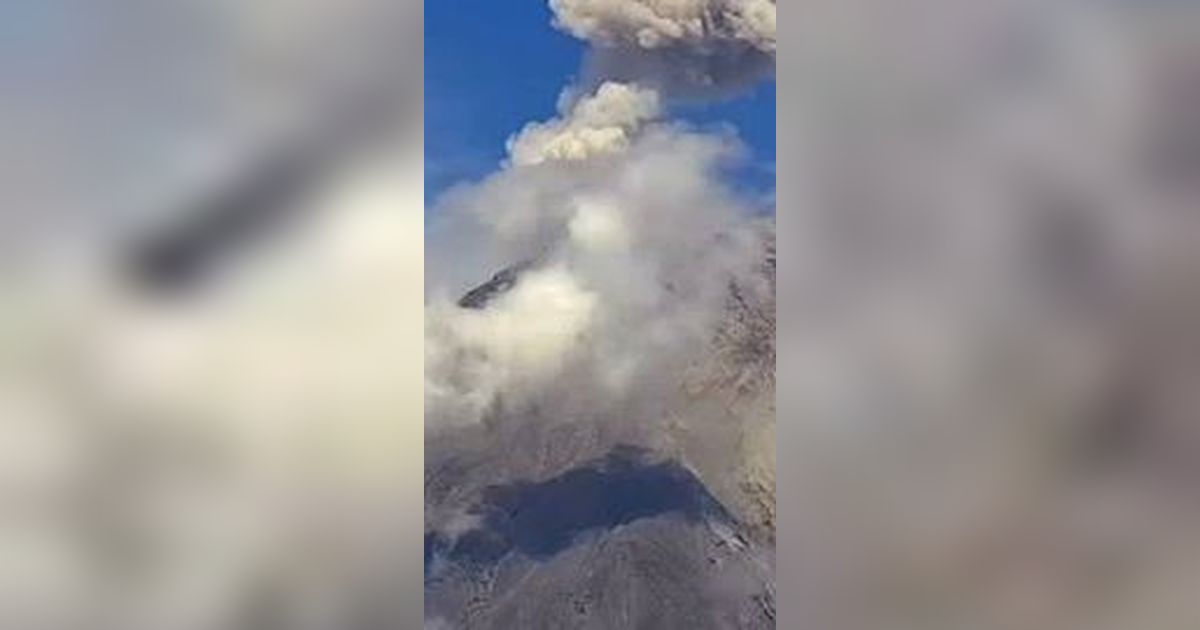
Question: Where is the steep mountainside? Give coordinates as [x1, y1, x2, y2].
[425, 231, 776, 629]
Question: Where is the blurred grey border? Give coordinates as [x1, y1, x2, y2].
[778, 2, 1200, 629]
[0, 1, 425, 628]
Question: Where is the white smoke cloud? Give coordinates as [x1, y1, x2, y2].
[426, 266, 599, 425]
[507, 82, 661, 166]
[568, 197, 633, 252]
[426, 101, 766, 429]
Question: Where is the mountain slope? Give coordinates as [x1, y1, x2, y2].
[425, 230, 775, 628]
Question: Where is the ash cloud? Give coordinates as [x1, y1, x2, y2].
[551, 0, 776, 51]
[426, 99, 767, 429]
[551, 0, 777, 97]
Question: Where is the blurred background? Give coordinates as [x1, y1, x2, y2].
[778, 1, 1200, 629]
[0, 1, 424, 629]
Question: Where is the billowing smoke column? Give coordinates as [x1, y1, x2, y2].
[425, 0, 776, 438]
[426, 85, 768, 431]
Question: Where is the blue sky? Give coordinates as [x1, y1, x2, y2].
[425, 0, 776, 206]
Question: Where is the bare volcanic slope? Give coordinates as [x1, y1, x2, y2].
[425, 233, 775, 629]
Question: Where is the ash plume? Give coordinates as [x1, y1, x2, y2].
[551, 0, 777, 97]
[507, 82, 662, 166]
[426, 90, 767, 430]
[426, 0, 777, 433]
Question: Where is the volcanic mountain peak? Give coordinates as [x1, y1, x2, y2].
[425, 232, 776, 627]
